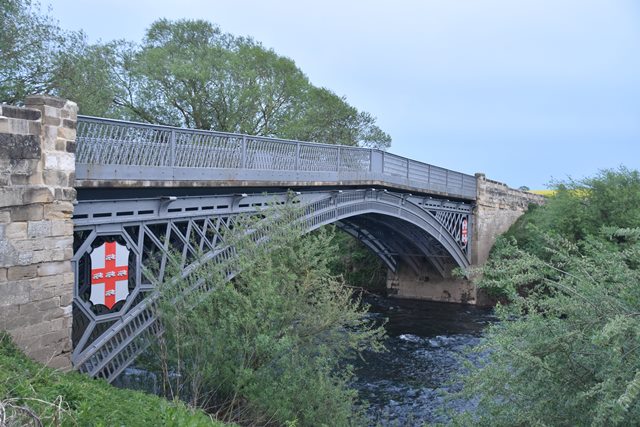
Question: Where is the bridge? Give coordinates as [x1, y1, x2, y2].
[0, 96, 543, 382]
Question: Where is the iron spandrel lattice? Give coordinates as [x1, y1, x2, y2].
[72, 189, 473, 382]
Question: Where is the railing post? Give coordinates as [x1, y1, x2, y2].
[170, 130, 176, 167]
[295, 143, 300, 171]
[241, 135, 247, 169]
[369, 149, 373, 172]
[370, 150, 383, 176]
[337, 146, 342, 172]
[406, 159, 410, 180]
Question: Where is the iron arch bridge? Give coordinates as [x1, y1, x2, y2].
[71, 117, 476, 382]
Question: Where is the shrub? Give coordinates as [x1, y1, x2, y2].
[503, 166, 640, 256]
[450, 168, 640, 425]
[146, 204, 385, 426]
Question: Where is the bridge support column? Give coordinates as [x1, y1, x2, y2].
[386, 261, 477, 304]
[470, 173, 546, 304]
[472, 173, 545, 265]
[0, 96, 77, 369]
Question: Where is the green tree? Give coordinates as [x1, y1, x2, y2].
[0, 0, 72, 103]
[280, 86, 391, 148]
[450, 168, 640, 425]
[2, 8, 392, 148]
[149, 205, 385, 426]
[57, 18, 309, 132]
[52, 39, 135, 118]
[50, 17, 391, 148]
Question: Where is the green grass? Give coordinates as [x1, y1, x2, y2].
[0, 332, 229, 426]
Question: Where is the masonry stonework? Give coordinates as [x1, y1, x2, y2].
[472, 173, 545, 265]
[387, 262, 477, 304]
[0, 96, 77, 369]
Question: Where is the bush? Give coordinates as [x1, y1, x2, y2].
[146, 205, 385, 426]
[450, 168, 640, 425]
[0, 332, 225, 426]
[451, 232, 640, 425]
[503, 166, 640, 256]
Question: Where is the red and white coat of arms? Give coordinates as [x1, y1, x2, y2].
[90, 241, 130, 310]
[461, 218, 468, 246]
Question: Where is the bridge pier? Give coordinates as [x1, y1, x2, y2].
[471, 173, 544, 265]
[386, 261, 476, 304]
[0, 96, 77, 369]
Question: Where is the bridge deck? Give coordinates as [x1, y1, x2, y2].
[75, 116, 477, 200]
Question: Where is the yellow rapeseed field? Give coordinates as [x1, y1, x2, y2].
[528, 189, 591, 198]
[528, 189, 556, 196]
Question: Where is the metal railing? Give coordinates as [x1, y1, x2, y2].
[75, 116, 477, 200]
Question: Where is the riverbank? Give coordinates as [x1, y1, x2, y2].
[0, 332, 228, 426]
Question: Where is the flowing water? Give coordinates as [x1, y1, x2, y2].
[353, 295, 494, 426]
[115, 294, 493, 426]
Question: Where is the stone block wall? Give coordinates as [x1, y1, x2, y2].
[0, 95, 77, 369]
[472, 173, 545, 265]
[387, 262, 477, 304]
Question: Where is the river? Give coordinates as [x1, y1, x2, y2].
[353, 295, 494, 426]
[115, 294, 493, 426]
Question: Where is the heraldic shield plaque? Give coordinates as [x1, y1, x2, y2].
[72, 231, 141, 355]
[89, 241, 130, 310]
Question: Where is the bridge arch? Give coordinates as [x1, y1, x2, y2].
[299, 190, 470, 271]
[335, 214, 452, 278]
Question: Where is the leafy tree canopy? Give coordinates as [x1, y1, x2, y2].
[0, 0, 74, 103]
[1, 2, 391, 148]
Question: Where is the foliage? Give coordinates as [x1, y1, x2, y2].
[51, 39, 135, 119]
[0, 0, 74, 104]
[328, 229, 387, 291]
[279, 86, 392, 148]
[122, 19, 307, 135]
[0, 1, 391, 148]
[98, 18, 391, 148]
[503, 166, 640, 256]
[0, 331, 226, 426]
[450, 168, 640, 425]
[147, 204, 385, 426]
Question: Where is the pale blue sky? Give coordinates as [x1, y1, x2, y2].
[48, 0, 640, 189]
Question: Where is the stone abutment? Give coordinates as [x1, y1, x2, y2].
[0, 96, 77, 369]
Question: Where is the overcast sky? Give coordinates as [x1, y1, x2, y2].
[48, 0, 640, 189]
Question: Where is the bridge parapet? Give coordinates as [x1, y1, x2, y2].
[75, 116, 476, 200]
